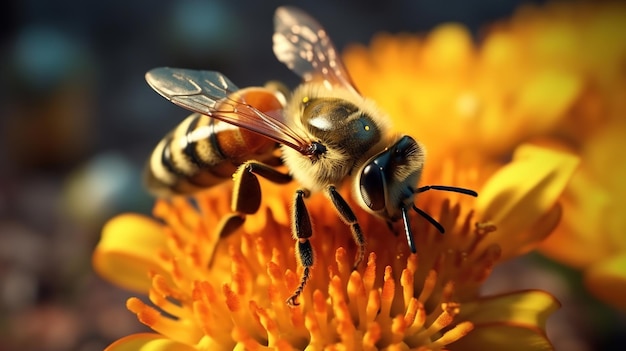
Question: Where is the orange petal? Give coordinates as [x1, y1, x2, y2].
[105, 333, 196, 351]
[476, 144, 579, 260]
[93, 214, 169, 292]
[584, 253, 626, 311]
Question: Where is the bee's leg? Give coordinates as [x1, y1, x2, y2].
[211, 161, 291, 266]
[327, 185, 365, 270]
[287, 188, 313, 307]
[220, 161, 292, 236]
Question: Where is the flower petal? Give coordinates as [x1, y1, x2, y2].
[450, 290, 559, 351]
[105, 333, 196, 351]
[458, 290, 560, 327]
[93, 214, 169, 292]
[476, 144, 579, 260]
[539, 170, 612, 268]
[448, 324, 555, 351]
[513, 70, 582, 134]
[584, 253, 626, 311]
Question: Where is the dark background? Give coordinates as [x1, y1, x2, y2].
[2, 1, 622, 350]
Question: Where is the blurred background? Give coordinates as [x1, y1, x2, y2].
[1, 0, 624, 350]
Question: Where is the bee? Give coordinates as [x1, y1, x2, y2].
[145, 6, 477, 306]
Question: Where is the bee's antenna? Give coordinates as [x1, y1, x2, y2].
[412, 205, 445, 234]
[410, 184, 477, 235]
[400, 206, 417, 253]
[414, 185, 478, 197]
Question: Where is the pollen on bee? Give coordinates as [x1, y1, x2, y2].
[364, 125, 370, 131]
[302, 96, 310, 104]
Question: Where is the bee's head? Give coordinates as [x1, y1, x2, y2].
[357, 135, 477, 253]
[358, 135, 425, 221]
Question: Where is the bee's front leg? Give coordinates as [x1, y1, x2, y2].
[327, 185, 365, 270]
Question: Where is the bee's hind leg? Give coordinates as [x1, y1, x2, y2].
[211, 161, 291, 264]
[222, 161, 291, 231]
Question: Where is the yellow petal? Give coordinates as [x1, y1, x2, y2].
[476, 144, 579, 260]
[584, 253, 626, 311]
[539, 170, 612, 268]
[458, 290, 560, 328]
[93, 214, 169, 293]
[423, 23, 474, 75]
[450, 290, 559, 351]
[105, 333, 196, 351]
[448, 323, 554, 351]
[513, 70, 582, 133]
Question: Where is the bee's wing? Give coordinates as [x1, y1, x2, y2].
[146, 67, 312, 153]
[273, 6, 359, 94]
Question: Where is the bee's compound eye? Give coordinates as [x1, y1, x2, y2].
[359, 163, 386, 212]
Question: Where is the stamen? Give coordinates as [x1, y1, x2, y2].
[406, 300, 426, 332]
[347, 271, 367, 326]
[192, 281, 218, 306]
[335, 247, 352, 283]
[126, 297, 159, 328]
[253, 304, 281, 347]
[424, 310, 455, 338]
[363, 322, 381, 347]
[223, 284, 241, 312]
[255, 236, 272, 269]
[380, 266, 396, 317]
[312, 290, 329, 340]
[230, 248, 251, 297]
[418, 270, 438, 303]
[431, 321, 474, 347]
[126, 297, 202, 345]
[148, 275, 186, 319]
[232, 326, 261, 351]
[441, 281, 455, 302]
[391, 315, 407, 344]
[362, 252, 377, 292]
[336, 301, 357, 348]
[366, 290, 381, 324]
[152, 274, 179, 300]
[400, 268, 414, 309]
[267, 261, 288, 302]
[305, 308, 323, 347]
[403, 298, 419, 326]
[191, 281, 234, 344]
[329, 275, 346, 305]
[154, 200, 194, 243]
[192, 299, 213, 337]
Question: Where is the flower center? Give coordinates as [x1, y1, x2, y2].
[123, 188, 498, 350]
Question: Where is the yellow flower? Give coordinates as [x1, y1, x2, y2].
[94, 139, 577, 350]
[92, 3, 595, 347]
[540, 119, 626, 310]
[343, 1, 626, 310]
[516, 2, 626, 311]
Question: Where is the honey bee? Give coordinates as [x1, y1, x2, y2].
[145, 6, 477, 306]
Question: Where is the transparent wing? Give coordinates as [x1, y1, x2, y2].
[146, 67, 312, 153]
[273, 6, 359, 94]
